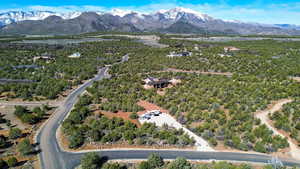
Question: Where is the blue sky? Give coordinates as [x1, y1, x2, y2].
[1, 0, 300, 24]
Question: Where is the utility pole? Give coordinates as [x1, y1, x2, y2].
[268, 156, 283, 169]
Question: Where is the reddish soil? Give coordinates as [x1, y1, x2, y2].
[92, 100, 172, 127]
[137, 100, 169, 116]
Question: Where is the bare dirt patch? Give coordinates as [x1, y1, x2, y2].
[137, 100, 169, 116]
[0, 105, 29, 130]
[291, 77, 300, 82]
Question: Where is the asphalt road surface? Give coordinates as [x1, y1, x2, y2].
[36, 59, 300, 169]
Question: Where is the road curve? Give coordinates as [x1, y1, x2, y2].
[36, 68, 300, 168]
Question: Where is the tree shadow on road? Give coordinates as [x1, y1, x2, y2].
[99, 156, 109, 168]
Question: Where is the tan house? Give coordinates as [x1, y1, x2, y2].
[224, 46, 241, 52]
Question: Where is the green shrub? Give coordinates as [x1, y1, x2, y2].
[81, 152, 101, 169]
[9, 128, 22, 139]
[129, 112, 139, 119]
[17, 138, 33, 156]
[7, 157, 18, 167]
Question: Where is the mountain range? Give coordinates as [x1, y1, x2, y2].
[1, 7, 300, 35]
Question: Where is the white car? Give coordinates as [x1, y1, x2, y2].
[148, 110, 162, 116]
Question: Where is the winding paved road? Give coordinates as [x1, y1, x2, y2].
[36, 57, 300, 169]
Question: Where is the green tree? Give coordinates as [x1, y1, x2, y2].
[33, 106, 46, 119]
[32, 107, 42, 114]
[138, 161, 151, 169]
[81, 152, 101, 169]
[7, 157, 18, 167]
[69, 134, 84, 149]
[102, 162, 126, 169]
[9, 128, 22, 139]
[129, 112, 139, 119]
[21, 113, 38, 124]
[254, 141, 267, 153]
[147, 153, 164, 168]
[14, 106, 28, 117]
[167, 157, 192, 169]
[89, 129, 103, 142]
[17, 138, 33, 156]
[123, 131, 135, 141]
[262, 165, 274, 169]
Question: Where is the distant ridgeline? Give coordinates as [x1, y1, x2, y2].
[1, 8, 300, 35]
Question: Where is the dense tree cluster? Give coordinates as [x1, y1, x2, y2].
[83, 37, 300, 153]
[87, 70, 294, 152]
[87, 75, 150, 113]
[0, 39, 139, 100]
[62, 110, 195, 149]
[62, 94, 194, 149]
[80, 153, 283, 169]
[159, 38, 300, 78]
[14, 105, 47, 124]
[3, 35, 300, 154]
[149, 73, 294, 152]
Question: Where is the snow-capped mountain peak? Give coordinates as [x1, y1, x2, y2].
[60, 11, 82, 19]
[0, 11, 81, 25]
[109, 9, 133, 17]
[157, 7, 211, 21]
[0, 7, 213, 26]
[225, 19, 244, 24]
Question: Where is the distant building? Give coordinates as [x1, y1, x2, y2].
[144, 77, 171, 88]
[68, 52, 81, 58]
[167, 51, 192, 58]
[224, 46, 241, 52]
[33, 52, 55, 62]
[149, 79, 170, 88]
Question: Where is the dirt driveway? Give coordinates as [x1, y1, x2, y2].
[255, 99, 300, 160]
[137, 100, 214, 152]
